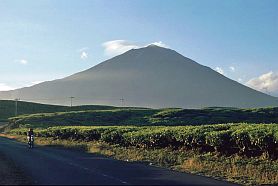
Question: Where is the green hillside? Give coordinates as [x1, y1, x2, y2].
[8, 106, 278, 129]
[150, 107, 278, 125]
[0, 100, 116, 121]
[8, 109, 156, 129]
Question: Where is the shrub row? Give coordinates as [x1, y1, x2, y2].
[10, 124, 278, 158]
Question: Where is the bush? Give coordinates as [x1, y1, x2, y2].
[9, 123, 278, 158]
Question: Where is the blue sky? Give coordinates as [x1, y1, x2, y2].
[0, 0, 278, 95]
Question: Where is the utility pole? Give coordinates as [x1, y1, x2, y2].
[15, 98, 20, 117]
[120, 97, 124, 107]
[69, 97, 75, 107]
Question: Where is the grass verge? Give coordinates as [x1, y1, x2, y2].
[5, 134, 278, 185]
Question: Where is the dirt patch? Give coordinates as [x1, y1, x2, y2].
[0, 152, 32, 185]
[0, 133, 17, 139]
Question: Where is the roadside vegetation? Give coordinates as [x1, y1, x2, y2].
[10, 124, 278, 158]
[3, 103, 278, 185]
[9, 123, 278, 185]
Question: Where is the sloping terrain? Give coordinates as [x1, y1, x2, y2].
[0, 100, 116, 121]
[8, 107, 278, 129]
[0, 45, 277, 108]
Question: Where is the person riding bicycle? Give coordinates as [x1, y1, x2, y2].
[27, 128, 34, 137]
[27, 128, 34, 148]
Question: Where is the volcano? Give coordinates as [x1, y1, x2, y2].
[0, 45, 277, 108]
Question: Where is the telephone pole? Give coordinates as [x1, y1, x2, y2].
[69, 97, 75, 107]
[14, 98, 20, 116]
[120, 97, 124, 107]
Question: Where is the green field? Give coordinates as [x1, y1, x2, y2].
[0, 100, 119, 121]
[7, 105, 278, 129]
[5, 101, 278, 159]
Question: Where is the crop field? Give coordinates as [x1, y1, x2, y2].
[150, 107, 278, 125]
[8, 106, 278, 129]
[7, 114, 278, 185]
[7, 109, 157, 129]
[10, 123, 278, 158]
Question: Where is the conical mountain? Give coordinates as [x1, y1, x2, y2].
[0, 45, 277, 108]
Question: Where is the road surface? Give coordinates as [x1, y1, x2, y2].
[0, 137, 238, 185]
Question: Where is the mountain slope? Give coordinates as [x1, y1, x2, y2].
[0, 100, 117, 121]
[0, 45, 277, 108]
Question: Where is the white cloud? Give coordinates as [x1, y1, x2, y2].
[246, 71, 278, 96]
[0, 83, 14, 91]
[215, 67, 224, 75]
[147, 41, 168, 48]
[80, 51, 88, 60]
[78, 47, 89, 60]
[102, 40, 168, 56]
[0, 81, 45, 91]
[30, 81, 44, 86]
[229, 66, 235, 72]
[15, 59, 28, 65]
[102, 40, 139, 56]
[20, 59, 28, 64]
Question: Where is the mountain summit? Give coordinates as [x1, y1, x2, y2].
[0, 46, 277, 108]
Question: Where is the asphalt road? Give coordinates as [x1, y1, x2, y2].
[0, 137, 238, 185]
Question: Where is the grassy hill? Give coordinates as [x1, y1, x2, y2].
[0, 100, 117, 121]
[8, 109, 156, 129]
[150, 107, 278, 125]
[7, 106, 278, 129]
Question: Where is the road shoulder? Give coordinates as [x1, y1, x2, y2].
[0, 151, 32, 185]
